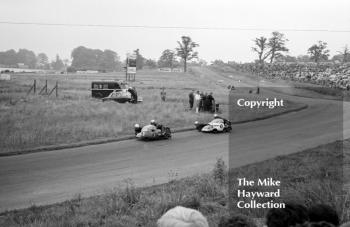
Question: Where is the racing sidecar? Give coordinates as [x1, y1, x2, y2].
[134, 124, 171, 140]
[195, 117, 232, 133]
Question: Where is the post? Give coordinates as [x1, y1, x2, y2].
[39, 80, 48, 95]
[48, 81, 58, 97]
[126, 57, 128, 81]
[27, 79, 37, 95]
[56, 81, 58, 97]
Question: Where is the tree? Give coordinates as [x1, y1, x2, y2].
[267, 31, 289, 63]
[51, 54, 64, 71]
[97, 49, 120, 72]
[251, 36, 270, 65]
[145, 59, 157, 69]
[176, 36, 199, 72]
[134, 49, 145, 70]
[275, 55, 297, 63]
[297, 55, 311, 63]
[307, 41, 330, 63]
[0, 49, 18, 67]
[198, 58, 207, 66]
[71, 46, 97, 70]
[158, 49, 176, 68]
[36, 53, 49, 69]
[211, 59, 225, 65]
[337, 45, 350, 63]
[332, 54, 343, 63]
[63, 59, 70, 67]
[17, 49, 37, 68]
[71, 46, 121, 71]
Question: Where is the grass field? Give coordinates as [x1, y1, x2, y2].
[0, 139, 348, 227]
[0, 68, 303, 153]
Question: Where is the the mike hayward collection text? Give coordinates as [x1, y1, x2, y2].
[236, 177, 286, 209]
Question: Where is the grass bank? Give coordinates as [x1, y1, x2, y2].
[1, 139, 348, 227]
[209, 64, 350, 100]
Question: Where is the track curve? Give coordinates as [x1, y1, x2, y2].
[0, 70, 349, 212]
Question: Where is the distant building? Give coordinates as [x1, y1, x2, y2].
[171, 68, 183, 72]
[158, 68, 183, 72]
[17, 63, 29, 69]
[76, 70, 99, 74]
[0, 74, 11, 80]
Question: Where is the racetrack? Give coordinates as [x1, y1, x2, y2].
[1, 69, 349, 212]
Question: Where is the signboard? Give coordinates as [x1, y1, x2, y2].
[0, 74, 11, 80]
[126, 54, 137, 74]
[127, 67, 136, 74]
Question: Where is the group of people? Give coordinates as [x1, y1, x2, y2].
[189, 90, 216, 113]
[230, 62, 350, 90]
[158, 88, 216, 113]
[157, 202, 349, 227]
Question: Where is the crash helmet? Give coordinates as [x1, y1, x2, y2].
[150, 119, 157, 125]
[194, 121, 199, 125]
[214, 114, 218, 118]
[134, 123, 140, 128]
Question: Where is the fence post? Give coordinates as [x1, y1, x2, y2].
[27, 79, 37, 95]
[39, 80, 48, 95]
[48, 81, 58, 97]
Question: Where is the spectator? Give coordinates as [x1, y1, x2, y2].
[202, 92, 209, 111]
[194, 91, 201, 113]
[128, 87, 138, 103]
[307, 204, 340, 226]
[218, 213, 257, 227]
[189, 90, 194, 109]
[227, 62, 350, 90]
[160, 87, 166, 101]
[157, 206, 209, 227]
[266, 202, 309, 227]
[199, 92, 204, 112]
[207, 92, 215, 112]
[296, 221, 335, 227]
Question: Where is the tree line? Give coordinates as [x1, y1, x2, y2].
[0, 49, 67, 70]
[70, 46, 122, 72]
[68, 36, 199, 72]
[2, 33, 346, 73]
[251, 31, 349, 64]
[0, 36, 199, 73]
[131, 36, 199, 72]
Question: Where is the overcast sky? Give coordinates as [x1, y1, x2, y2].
[0, 0, 349, 63]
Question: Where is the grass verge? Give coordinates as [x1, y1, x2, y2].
[0, 139, 348, 227]
[0, 70, 303, 154]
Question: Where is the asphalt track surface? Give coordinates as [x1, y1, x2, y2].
[1, 70, 349, 212]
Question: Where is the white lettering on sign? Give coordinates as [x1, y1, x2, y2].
[237, 98, 284, 109]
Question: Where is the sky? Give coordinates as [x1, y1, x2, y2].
[0, 0, 349, 63]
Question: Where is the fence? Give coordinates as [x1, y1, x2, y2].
[27, 80, 59, 97]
